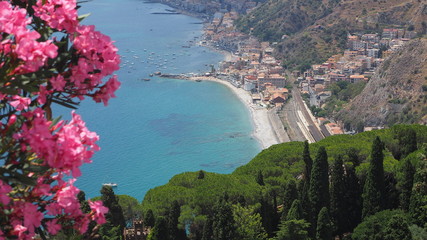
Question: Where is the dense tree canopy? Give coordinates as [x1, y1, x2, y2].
[140, 125, 426, 240]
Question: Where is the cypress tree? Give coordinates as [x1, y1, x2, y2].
[316, 207, 332, 240]
[198, 170, 205, 179]
[287, 200, 304, 221]
[384, 172, 400, 210]
[77, 191, 90, 214]
[397, 127, 417, 159]
[330, 156, 345, 237]
[342, 164, 362, 233]
[309, 146, 330, 225]
[144, 209, 155, 228]
[347, 147, 360, 167]
[300, 141, 313, 225]
[100, 185, 126, 231]
[409, 160, 427, 227]
[362, 136, 385, 219]
[282, 180, 298, 220]
[303, 141, 313, 181]
[168, 200, 181, 240]
[399, 159, 415, 211]
[151, 217, 169, 240]
[212, 196, 236, 240]
[259, 193, 279, 237]
[298, 178, 312, 224]
[256, 170, 265, 186]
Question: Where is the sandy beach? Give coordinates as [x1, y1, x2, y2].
[189, 76, 286, 149]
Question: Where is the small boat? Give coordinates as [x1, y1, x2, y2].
[149, 74, 154, 77]
[103, 183, 118, 187]
[142, 78, 150, 81]
[195, 79, 202, 82]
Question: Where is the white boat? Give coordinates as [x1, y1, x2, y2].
[103, 183, 118, 187]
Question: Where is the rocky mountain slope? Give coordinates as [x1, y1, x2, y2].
[236, 0, 427, 70]
[148, 0, 265, 17]
[235, 0, 340, 41]
[336, 38, 427, 128]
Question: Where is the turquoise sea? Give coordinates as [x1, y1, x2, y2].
[58, 0, 261, 200]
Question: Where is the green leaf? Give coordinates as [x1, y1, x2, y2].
[50, 116, 63, 128]
[78, 13, 91, 22]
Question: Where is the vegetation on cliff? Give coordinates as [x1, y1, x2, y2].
[337, 38, 427, 128]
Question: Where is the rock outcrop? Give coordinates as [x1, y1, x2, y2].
[337, 38, 427, 127]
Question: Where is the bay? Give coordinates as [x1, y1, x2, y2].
[56, 0, 261, 200]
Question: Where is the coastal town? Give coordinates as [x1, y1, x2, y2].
[171, 10, 418, 145]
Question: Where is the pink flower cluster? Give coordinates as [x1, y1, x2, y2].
[0, 180, 11, 205]
[71, 25, 121, 105]
[0, 1, 58, 74]
[0, 178, 108, 239]
[89, 200, 109, 224]
[0, 0, 121, 237]
[1, 0, 121, 105]
[33, 0, 79, 33]
[15, 109, 100, 177]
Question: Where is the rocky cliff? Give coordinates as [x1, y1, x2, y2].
[336, 38, 427, 128]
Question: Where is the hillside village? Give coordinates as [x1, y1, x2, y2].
[299, 28, 417, 109]
[200, 10, 419, 136]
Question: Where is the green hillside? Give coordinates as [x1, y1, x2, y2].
[137, 124, 426, 239]
[143, 125, 426, 210]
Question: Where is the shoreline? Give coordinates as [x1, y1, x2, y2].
[188, 76, 284, 149]
[196, 43, 287, 149]
[147, 1, 286, 149]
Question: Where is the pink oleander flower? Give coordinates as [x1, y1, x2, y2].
[76, 216, 90, 234]
[89, 200, 108, 224]
[32, 177, 52, 197]
[37, 85, 50, 105]
[0, 180, 12, 205]
[46, 219, 61, 235]
[93, 75, 121, 106]
[54, 111, 99, 177]
[12, 225, 28, 240]
[72, 24, 120, 84]
[0, 1, 58, 74]
[10, 95, 31, 111]
[23, 203, 43, 234]
[50, 75, 66, 91]
[15, 109, 99, 177]
[0, 2, 31, 40]
[33, 0, 79, 33]
[56, 180, 81, 214]
[14, 39, 58, 73]
[7, 114, 17, 127]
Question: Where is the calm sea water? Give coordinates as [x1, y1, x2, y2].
[56, 0, 260, 200]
